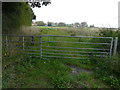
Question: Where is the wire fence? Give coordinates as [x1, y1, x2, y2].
[2, 34, 118, 59]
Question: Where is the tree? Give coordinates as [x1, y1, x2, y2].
[89, 24, 95, 28]
[81, 22, 88, 28]
[58, 22, 66, 26]
[55, 23, 58, 26]
[2, 2, 35, 33]
[74, 22, 80, 28]
[29, 0, 51, 8]
[32, 15, 36, 20]
[36, 21, 46, 26]
[47, 22, 53, 26]
[2, 1, 51, 34]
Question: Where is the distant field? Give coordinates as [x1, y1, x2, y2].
[21, 26, 100, 36]
[38, 26, 100, 36]
[21, 26, 117, 37]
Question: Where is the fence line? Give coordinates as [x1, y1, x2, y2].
[42, 46, 110, 51]
[42, 41, 111, 45]
[42, 49, 109, 54]
[2, 34, 118, 59]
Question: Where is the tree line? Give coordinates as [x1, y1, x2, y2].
[33, 21, 95, 28]
[2, 1, 51, 34]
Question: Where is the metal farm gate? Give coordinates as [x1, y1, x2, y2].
[2, 34, 118, 59]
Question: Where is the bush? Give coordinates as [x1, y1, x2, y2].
[99, 28, 120, 53]
[2, 2, 34, 34]
[91, 28, 120, 88]
[91, 56, 120, 88]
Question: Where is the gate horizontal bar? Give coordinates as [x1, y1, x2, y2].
[27, 52, 40, 55]
[22, 49, 40, 52]
[41, 35, 113, 39]
[42, 55, 90, 59]
[3, 40, 41, 44]
[42, 41, 111, 45]
[17, 46, 40, 49]
[42, 46, 110, 51]
[2, 34, 41, 37]
[42, 52, 107, 57]
[42, 49, 109, 54]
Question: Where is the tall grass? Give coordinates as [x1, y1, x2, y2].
[99, 28, 120, 53]
[3, 26, 119, 88]
[90, 28, 120, 88]
[38, 26, 99, 36]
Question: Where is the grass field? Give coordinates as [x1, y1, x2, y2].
[3, 54, 108, 88]
[2, 26, 119, 88]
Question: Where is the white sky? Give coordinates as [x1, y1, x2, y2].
[32, 0, 119, 28]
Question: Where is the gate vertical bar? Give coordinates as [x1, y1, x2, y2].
[5, 35, 8, 47]
[22, 36, 25, 50]
[48, 36, 50, 46]
[109, 38, 113, 57]
[113, 37, 118, 55]
[31, 36, 34, 45]
[40, 36, 42, 58]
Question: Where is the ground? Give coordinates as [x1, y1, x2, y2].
[3, 26, 118, 88]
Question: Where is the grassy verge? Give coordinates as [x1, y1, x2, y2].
[3, 26, 119, 88]
[3, 55, 108, 88]
[91, 56, 120, 88]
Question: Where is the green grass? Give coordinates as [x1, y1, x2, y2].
[3, 55, 108, 88]
[25, 26, 102, 60]
[38, 26, 100, 36]
[3, 26, 119, 88]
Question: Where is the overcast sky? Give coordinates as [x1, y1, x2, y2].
[32, 0, 119, 28]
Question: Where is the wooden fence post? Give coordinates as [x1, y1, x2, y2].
[113, 37, 118, 55]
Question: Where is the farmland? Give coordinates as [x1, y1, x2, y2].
[2, 26, 120, 88]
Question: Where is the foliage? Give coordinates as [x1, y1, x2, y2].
[91, 56, 120, 88]
[58, 22, 66, 26]
[99, 28, 120, 53]
[3, 54, 108, 88]
[90, 28, 120, 88]
[4, 26, 120, 88]
[29, 1, 51, 8]
[2, 2, 35, 34]
[2, 1, 51, 34]
[99, 28, 117, 37]
[47, 22, 53, 26]
[3, 26, 110, 88]
[89, 25, 95, 28]
[74, 22, 80, 28]
[81, 22, 88, 28]
[35, 21, 46, 26]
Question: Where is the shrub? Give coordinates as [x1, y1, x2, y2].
[99, 28, 120, 53]
[91, 56, 120, 88]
